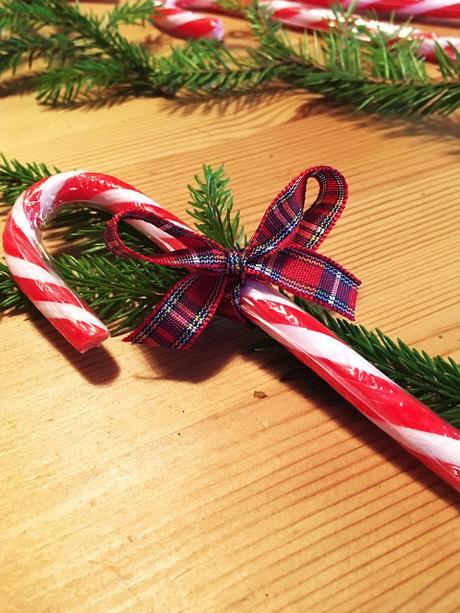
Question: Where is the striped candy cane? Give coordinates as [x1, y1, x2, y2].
[152, 0, 460, 62]
[3, 171, 460, 490]
[305, 1, 460, 20]
[2, 172, 187, 353]
[152, 0, 223, 39]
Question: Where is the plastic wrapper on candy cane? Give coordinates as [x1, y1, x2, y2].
[3, 171, 460, 491]
[151, 0, 460, 62]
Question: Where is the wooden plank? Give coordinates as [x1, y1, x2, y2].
[0, 8, 459, 612]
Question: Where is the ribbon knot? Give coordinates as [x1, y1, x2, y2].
[226, 249, 246, 276]
[105, 166, 360, 349]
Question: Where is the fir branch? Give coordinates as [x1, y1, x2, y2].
[0, 260, 24, 311]
[0, 0, 152, 33]
[53, 253, 182, 334]
[37, 58, 137, 105]
[153, 40, 281, 98]
[1, 0, 459, 114]
[0, 154, 59, 205]
[187, 164, 246, 249]
[57, 208, 160, 255]
[0, 31, 76, 75]
[0, 0, 156, 103]
[247, 2, 460, 115]
[102, 0, 154, 28]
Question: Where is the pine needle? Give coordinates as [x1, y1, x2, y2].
[187, 164, 247, 249]
[0, 153, 59, 205]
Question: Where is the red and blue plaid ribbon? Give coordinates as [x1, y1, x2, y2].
[105, 166, 360, 349]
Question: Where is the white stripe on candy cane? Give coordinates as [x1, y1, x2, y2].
[39, 171, 82, 218]
[397, 1, 460, 16]
[91, 188, 159, 208]
[274, 324, 391, 381]
[4, 255, 67, 287]
[11, 194, 33, 241]
[161, 10, 208, 26]
[91, 188, 191, 231]
[244, 306, 391, 381]
[35, 301, 106, 327]
[374, 421, 460, 467]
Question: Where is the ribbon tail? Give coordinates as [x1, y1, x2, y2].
[247, 247, 360, 320]
[125, 272, 227, 349]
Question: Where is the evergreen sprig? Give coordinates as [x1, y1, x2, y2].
[246, 2, 460, 115]
[1, 0, 156, 103]
[187, 164, 247, 249]
[0, 156, 459, 425]
[1, 0, 459, 114]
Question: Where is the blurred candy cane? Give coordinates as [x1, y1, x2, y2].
[153, 0, 223, 39]
[3, 170, 460, 491]
[152, 0, 460, 61]
[304, 1, 460, 21]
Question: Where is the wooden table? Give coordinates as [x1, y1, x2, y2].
[1, 8, 459, 612]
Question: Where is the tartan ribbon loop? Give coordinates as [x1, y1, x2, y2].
[105, 166, 360, 349]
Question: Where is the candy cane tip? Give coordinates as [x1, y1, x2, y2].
[75, 330, 111, 354]
[36, 301, 110, 353]
[63, 325, 110, 353]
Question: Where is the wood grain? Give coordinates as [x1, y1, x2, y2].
[0, 7, 459, 612]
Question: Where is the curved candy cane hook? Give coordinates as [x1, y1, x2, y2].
[2, 172, 188, 353]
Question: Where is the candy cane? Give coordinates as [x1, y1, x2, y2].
[152, 0, 460, 62]
[3, 171, 460, 491]
[304, 1, 460, 20]
[153, 0, 223, 39]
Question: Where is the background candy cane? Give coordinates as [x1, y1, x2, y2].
[3, 171, 460, 491]
[153, 0, 223, 39]
[306, 1, 460, 20]
[152, 0, 460, 62]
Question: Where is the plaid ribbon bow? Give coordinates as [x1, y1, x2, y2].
[105, 166, 360, 349]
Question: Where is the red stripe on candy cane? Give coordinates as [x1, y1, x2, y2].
[4, 171, 460, 491]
